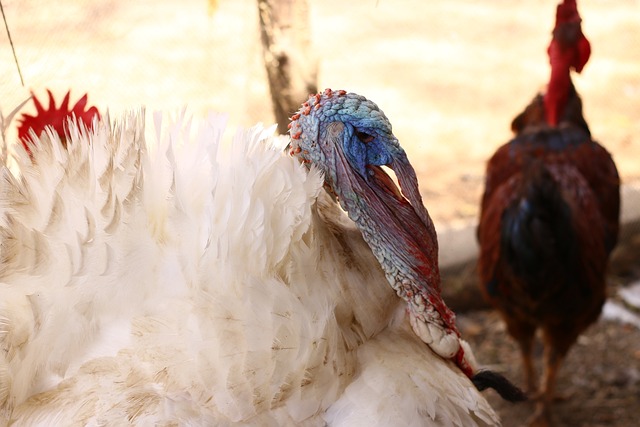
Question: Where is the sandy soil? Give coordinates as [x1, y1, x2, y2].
[2, 0, 640, 425]
[461, 308, 640, 427]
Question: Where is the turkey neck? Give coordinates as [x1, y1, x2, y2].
[288, 89, 473, 377]
[328, 138, 473, 376]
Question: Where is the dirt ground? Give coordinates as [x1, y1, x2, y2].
[1, 0, 640, 425]
[460, 308, 640, 427]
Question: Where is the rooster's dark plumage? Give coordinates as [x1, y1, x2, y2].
[477, 0, 620, 425]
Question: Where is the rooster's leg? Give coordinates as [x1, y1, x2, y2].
[541, 345, 562, 404]
[527, 343, 563, 427]
[504, 316, 537, 393]
[530, 325, 577, 426]
[520, 332, 537, 394]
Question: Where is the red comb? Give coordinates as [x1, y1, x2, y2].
[545, 0, 591, 126]
[555, 0, 581, 25]
[548, 0, 591, 73]
[17, 90, 100, 151]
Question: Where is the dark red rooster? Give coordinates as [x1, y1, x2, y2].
[477, 0, 620, 425]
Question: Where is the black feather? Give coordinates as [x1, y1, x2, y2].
[472, 370, 528, 402]
[500, 160, 577, 293]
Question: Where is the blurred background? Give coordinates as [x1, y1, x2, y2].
[2, 0, 639, 227]
[2, 0, 639, 424]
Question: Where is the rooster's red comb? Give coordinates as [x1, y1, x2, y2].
[555, 0, 581, 25]
[545, 0, 590, 126]
[549, 0, 591, 73]
[17, 90, 100, 150]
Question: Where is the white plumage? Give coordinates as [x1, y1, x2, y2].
[0, 108, 499, 425]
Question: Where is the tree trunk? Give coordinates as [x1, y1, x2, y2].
[257, 0, 318, 135]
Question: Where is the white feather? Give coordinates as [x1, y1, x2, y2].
[0, 109, 500, 425]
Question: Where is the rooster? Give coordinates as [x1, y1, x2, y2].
[1, 89, 525, 425]
[477, 0, 620, 425]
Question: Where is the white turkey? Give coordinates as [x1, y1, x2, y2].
[0, 89, 522, 425]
